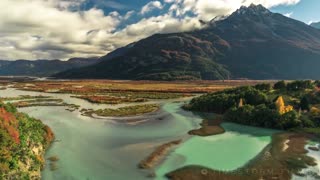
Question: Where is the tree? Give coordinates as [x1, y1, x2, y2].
[238, 98, 244, 107]
[278, 111, 301, 129]
[286, 80, 314, 91]
[254, 83, 272, 91]
[273, 81, 286, 90]
[275, 96, 293, 115]
[300, 96, 310, 111]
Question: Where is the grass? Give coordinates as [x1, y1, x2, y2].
[0, 95, 51, 101]
[73, 92, 192, 105]
[12, 98, 65, 108]
[82, 104, 160, 117]
[73, 95, 146, 104]
[11, 80, 268, 94]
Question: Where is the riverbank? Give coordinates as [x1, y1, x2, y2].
[0, 102, 54, 179]
[166, 132, 317, 180]
[188, 118, 225, 136]
[139, 140, 182, 170]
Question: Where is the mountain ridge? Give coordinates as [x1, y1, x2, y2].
[52, 4, 320, 80]
[311, 22, 320, 29]
[0, 57, 100, 77]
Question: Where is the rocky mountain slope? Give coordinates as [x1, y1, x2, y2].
[55, 4, 320, 80]
[311, 22, 320, 29]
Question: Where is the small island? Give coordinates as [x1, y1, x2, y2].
[81, 104, 160, 117]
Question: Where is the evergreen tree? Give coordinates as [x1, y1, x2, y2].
[273, 81, 286, 90]
[300, 96, 310, 111]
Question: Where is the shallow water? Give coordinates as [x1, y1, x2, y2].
[155, 123, 276, 179]
[0, 88, 278, 180]
[292, 143, 320, 180]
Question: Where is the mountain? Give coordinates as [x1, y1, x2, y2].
[311, 22, 320, 29]
[0, 57, 100, 77]
[55, 4, 320, 80]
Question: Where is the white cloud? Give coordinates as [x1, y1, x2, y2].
[284, 12, 293, 17]
[308, 21, 316, 25]
[0, 0, 300, 60]
[124, 10, 135, 20]
[0, 0, 120, 60]
[140, 1, 163, 14]
[167, 0, 300, 21]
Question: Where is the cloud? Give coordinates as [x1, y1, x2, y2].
[165, 0, 300, 21]
[0, 0, 121, 60]
[140, 1, 163, 14]
[284, 12, 293, 17]
[0, 0, 300, 60]
[124, 10, 135, 20]
[81, 0, 128, 10]
[308, 21, 317, 25]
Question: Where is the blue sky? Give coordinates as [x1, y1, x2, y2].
[78, 0, 320, 24]
[272, 0, 320, 24]
[0, 0, 319, 60]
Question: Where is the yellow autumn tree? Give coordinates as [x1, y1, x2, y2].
[275, 96, 293, 114]
[238, 98, 244, 108]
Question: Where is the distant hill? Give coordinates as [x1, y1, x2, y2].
[55, 4, 320, 80]
[0, 57, 100, 77]
[311, 22, 320, 29]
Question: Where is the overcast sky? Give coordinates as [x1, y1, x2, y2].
[0, 0, 318, 60]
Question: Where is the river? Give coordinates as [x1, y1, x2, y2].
[0, 87, 290, 180]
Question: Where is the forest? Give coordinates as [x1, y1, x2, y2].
[0, 102, 54, 179]
[185, 80, 320, 133]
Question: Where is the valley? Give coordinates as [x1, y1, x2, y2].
[2, 1, 320, 180]
[0, 79, 319, 180]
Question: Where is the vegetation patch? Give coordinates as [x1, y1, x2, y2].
[73, 95, 146, 104]
[12, 99, 66, 108]
[0, 95, 51, 101]
[188, 118, 225, 136]
[0, 102, 54, 179]
[81, 104, 160, 117]
[185, 80, 320, 131]
[11, 80, 265, 94]
[139, 140, 182, 169]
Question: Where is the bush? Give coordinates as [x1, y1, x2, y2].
[300, 96, 310, 111]
[254, 83, 272, 91]
[277, 111, 301, 129]
[0, 102, 54, 178]
[224, 105, 254, 124]
[287, 80, 314, 91]
[314, 80, 320, 88]
[187, 86, 268, 113]
[273, 80, 286, 90]
[224, 104, 282, 129]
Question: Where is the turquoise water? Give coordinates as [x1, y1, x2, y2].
[0, 88, 277, 180]
[155, 123, 276, 179]
[20, 103, 198, 180]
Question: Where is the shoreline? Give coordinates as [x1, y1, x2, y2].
[138, 140, 182, 170]
[166, 132, 318, 180]
[188, 117, 225, 136]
